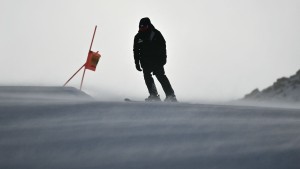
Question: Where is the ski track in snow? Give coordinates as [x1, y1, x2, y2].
[1, 101, 300, 169]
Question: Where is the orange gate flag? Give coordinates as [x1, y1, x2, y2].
[85, 50, 101, 71]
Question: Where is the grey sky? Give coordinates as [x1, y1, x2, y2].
[1, 0, 299, 101]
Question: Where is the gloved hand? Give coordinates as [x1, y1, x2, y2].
[135, 63, 142, 72]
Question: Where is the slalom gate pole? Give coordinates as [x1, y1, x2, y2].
[80, 67, 87, 90]
[89, 25, 97, 52]
[79, 25, 98, 90]
[63, 64, 85, 87]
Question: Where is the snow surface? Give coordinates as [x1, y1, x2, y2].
[1, 87, 300, 169]
[0, 86, 92, 103]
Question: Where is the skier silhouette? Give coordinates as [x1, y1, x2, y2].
[133, 17, 177, 102]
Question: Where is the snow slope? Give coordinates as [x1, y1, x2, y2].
[1, 97, 300, 169]
[0, 86, 92, 103]
[244, 69, 300, 103]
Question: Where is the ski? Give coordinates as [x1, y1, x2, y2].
[124, 98, 144, 102]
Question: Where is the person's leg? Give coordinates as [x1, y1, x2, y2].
[143, 69, 158, 96]
[154, 67, 175, 97]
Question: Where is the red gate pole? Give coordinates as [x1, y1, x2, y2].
[63, 64, 85, 87]
[80, 25, 97, 90]
[80, 67, 87, 90]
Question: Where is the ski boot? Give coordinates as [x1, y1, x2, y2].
[145, 94, 161, 102]
[164, 95, 178, 102]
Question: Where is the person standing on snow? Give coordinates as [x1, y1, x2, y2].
[133, 17, 177, 102]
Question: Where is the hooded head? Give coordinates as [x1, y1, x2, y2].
[139, 17, 154, 32]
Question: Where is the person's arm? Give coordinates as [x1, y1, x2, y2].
[133, 35, 142, 71]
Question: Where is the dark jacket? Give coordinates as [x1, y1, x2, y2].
[133, 28, 167, 69]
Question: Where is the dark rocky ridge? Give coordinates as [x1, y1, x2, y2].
[244, 69, 300, 102]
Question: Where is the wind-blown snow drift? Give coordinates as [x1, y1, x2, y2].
[1, 99, 300, 169]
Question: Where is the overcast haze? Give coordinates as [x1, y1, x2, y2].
[1, 0, 299, 101]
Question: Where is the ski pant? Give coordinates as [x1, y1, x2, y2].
[143, 66, 175, 97]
